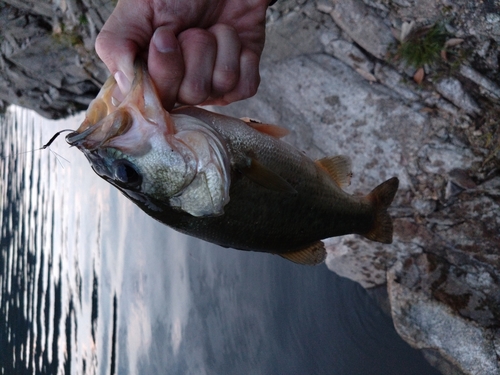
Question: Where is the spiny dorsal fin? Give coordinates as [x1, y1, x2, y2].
[240, 117, 261, 123]
[316, 155, 352, 188]
[364, 177, 399, 244]
[279, 241, 326, 265]
[241, 117, 290, 139]
[240, 158, 297, 193]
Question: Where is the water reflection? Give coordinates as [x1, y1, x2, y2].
[0, 107, 440, 375]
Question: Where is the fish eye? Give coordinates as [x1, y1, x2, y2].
[112, 159, 142, 188]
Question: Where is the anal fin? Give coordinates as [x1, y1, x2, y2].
[316, 155, 352, 188]
[279, 241, 326, 265]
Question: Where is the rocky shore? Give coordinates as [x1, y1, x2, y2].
[1, 0, 499, 374]
[0, 0, 111, 117]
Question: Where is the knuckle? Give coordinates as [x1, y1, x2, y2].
[209, 23, 237, 37]
[95, 33, 111, 60]
[179, 28, 216, 48]
[213, 70, 239, 94]
[179, 80, 210, 105]
[242, 76, 260, 98]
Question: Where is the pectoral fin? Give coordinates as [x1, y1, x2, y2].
[240, 159, 297, 193]
[316, 155, 352, 188]
[278, 241, 326, 265]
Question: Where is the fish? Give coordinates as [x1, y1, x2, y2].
[66, 61, 399, 265]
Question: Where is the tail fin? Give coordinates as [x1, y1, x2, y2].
[364, 177, 399, 244]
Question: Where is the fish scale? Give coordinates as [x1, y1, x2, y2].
[67, 61, 399, 265]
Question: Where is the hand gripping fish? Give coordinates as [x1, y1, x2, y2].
[66, 61, 399, 265]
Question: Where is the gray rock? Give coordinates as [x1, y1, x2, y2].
[418, 142, 481, 175]
[448, 168, 477, 190]
[328, 0, 396, 59]
[264, 1, 339, 63]
[388, 255, 500, 375]
[391, 0, 500, 43]
[0, 0, 110, 118]
[459, 65, 500, 100]
[435, 78, 481, 115]
[323, 39, 376, 80]
[325, 237, 424, 288]
[481, 176, 500, 194]
[411, 197, 436, 216]
[421, 349, 469, 375]
[374, 63, 421, 101]
[2, 0, 53, 18]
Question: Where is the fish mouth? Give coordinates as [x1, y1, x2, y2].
[66, 60, 172, 151]
[66, 108, 133, 149]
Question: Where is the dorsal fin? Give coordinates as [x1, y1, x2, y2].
[241, 117, 290, 139]
[240, 117, 261, 123]
[279, 241, 326, 265]
[240, 158, 297, 193]
[316, 155, 352, 188]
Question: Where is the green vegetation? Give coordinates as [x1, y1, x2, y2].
[474, 104, 500, 169]
[79, 15, 88, 25]
[52, 22, 84, 47]
[397, 23, 448, 68]
[52, 32, 83, 47]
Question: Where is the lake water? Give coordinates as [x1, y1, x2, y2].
[0, 108, 440, 375]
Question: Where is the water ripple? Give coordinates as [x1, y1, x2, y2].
[0, 107, 440, 375]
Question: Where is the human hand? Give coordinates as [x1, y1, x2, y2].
[95, 0, 270, 111]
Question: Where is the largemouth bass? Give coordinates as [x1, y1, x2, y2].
[66, 61, 399, 265]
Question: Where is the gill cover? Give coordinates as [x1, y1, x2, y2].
[67, 60, 231, 217]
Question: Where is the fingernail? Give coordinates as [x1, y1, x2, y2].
[114, 70, 132, 99]
[153, 27, 177, 53]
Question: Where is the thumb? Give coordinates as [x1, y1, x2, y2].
[95, 1, 153, 95]
[148, 27, 185, 111]
[96, 29, 136, 95]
